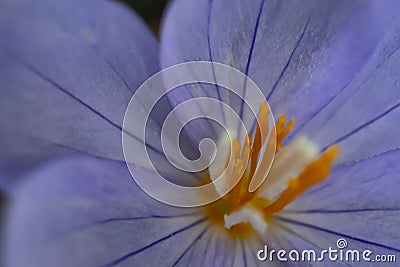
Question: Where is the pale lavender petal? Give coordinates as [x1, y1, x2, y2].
[271, 7, 400, 260]
[160, 0, 386, 139]
[0, 0, 159, 176]
[288, 149, 400, 211]
[2, 157, 208, 267]
[296, 10, 400, 163]
[173, 228, 215, 266]
[266, 222, 347, 267]
[277, 149, 400, 255]
[275, 215, 400, 265]
[295, 8, 400, 163]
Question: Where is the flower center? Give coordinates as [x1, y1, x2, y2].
[203, 101, 339, 238]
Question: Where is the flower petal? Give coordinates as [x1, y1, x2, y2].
[288, 148, 400, 211]
[297, 9, 400, 163]
[275, 214, 400, 261]
[2, 157, 208, 267]
[160, 0, 385, 134]
[278, 149, 400, 254]
[0, 0, 159, 176]
[263, 222, 347, 266]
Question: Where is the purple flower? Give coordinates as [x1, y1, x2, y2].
[1, 0, 400, 266]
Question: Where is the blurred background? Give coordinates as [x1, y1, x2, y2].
[119, 0, 170, 34]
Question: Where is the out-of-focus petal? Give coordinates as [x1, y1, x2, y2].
[2, 157, 208, 267]
[0, 0, 159, 176]
[160, 0, 385, 138]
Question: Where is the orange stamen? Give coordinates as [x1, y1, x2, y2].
[275, 115, 295, 151]
[203, 101, 340, 238]
[249, 102, 270, 178]
[262, 145, 340, 213]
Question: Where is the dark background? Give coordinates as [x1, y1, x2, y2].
[119, 0, 170, 34]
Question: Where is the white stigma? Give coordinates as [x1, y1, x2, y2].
[224, 206, 267, 234]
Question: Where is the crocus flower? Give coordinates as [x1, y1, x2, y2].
[1, 0, 400, 266]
